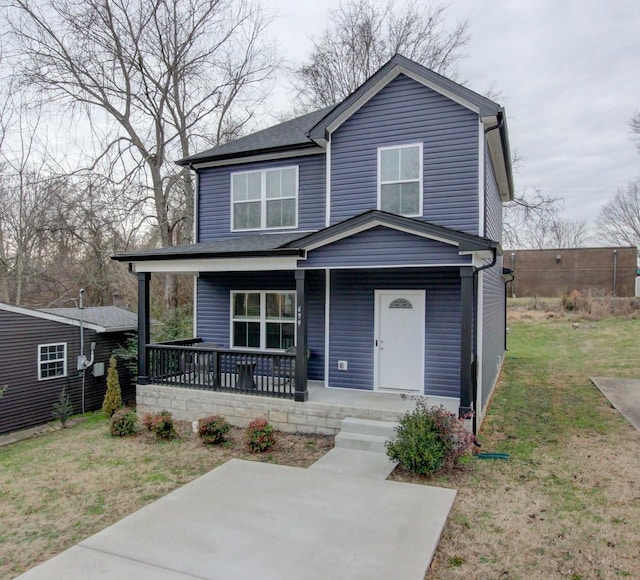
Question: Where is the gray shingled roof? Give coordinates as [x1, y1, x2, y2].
[177, 106, 335, 166]
[40, 306, 138, 331]
[112, 232, 309, 261]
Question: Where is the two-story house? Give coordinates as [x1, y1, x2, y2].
[113, 55, 514, 433]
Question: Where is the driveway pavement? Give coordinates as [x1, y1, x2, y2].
[18, 459, 456, 580]
[591, 377, 640, 432]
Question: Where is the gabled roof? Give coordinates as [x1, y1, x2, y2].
[111, 211, 499, 265]
[287, 210, 501, 254]
[308, 54, 501, 142]
[0, 303, 137, 333]
[40, 306, 138, 332]
[176, 107, 334, 167]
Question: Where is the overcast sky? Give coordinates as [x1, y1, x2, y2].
[272, 0, 640, 227]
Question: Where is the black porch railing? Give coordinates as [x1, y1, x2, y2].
[146, 339, 298, 399]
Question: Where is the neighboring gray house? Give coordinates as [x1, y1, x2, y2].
[113, 55, 514, 432]
[0, 304, 136, 434]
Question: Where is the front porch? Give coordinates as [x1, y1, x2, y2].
[137, 380, 459, 435]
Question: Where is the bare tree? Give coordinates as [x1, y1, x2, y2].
[503, 188, 590, 249]
[596, 181, 640, 248]
[292, 0, 469, 111]
[3, 0, 279, 309]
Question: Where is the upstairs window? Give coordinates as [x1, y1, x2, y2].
[378, 143, 423, 217]
[231, 291, 296, 350]
[38, 343, 67, 380]
[231, 167, 298, 231]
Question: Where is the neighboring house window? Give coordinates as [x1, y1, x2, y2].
[38, 343, 67, 380]
[231, 167, 298, 231]
[231, 291, 296, 350]
[378, 143, 423, 216]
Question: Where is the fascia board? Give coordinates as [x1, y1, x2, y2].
[131, 256, 300, 273]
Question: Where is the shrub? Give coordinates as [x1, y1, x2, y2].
[245, 417, 276, 453]
[102, 356, 123, 417]
[110, 407, 139, 437]
[52, 388, 74, 428]
[142, 410, 177, 440]
[198, 415, 231, 445]
[113, 335, 138, 376]
[386, 399, 475, 475]
[562, 289, 581, 311]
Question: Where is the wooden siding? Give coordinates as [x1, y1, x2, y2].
[302, 226, 471, 268]
[480, 258, 505, 411]
[196, 271, 326, 380]
[328, 269, 461, 398]
[198, 154, 326, 241]
[484, 150, 502, 241]
[0, 309, 134, 434]
[330, 74, 479, 233]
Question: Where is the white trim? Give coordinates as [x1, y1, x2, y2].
[476, 270, 484, 416]
[230, 165, 299, 232]
[193, 275, 198, 338]
[131, 256, 299, 274]
[377, 143, 424, 217]
[373, 289, 425, 392]
[0, 303, 109, 333]
[302, 220, 461, 252]
[38, 342, 68, 381]
[325, 138, 331, 228]
[323, 67, 481, 136]
[478, 119, 485, 237]
[190, 147, 323, 169]
[484, 119, 511, 201]
[229, 290, 296, 351]
[193, 170, 200, 243]
[324, 269, 331, 387]
[300, 262, 471, 270]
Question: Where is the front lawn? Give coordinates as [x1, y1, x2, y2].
[0, 419, 332, 578]
[427, 314, 640, 579]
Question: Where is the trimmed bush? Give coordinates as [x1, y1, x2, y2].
[102, 356, 123, 417]
[198, 415, 231, 445]
[110, 407, 139, 437]
[142, 410, 177, 440]
[386, 399, 475, 475]
[245, 417, 276, 453]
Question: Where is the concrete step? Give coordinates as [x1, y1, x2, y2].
[341, 417, 399, 438]
[334, 431, 391, 454]
[309, 447, 398, 479]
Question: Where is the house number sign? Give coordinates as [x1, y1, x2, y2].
[297, 305, 302, 327]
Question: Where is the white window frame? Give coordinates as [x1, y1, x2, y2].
[230, 290, 297, 351]
[38, 342, 68, 381]
[230, 166, 299, 232]
[377, 143, 423, 217]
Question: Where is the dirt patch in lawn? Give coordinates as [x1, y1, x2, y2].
[0, 417, 333, 579]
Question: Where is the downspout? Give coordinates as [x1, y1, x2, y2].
[503, 269, 515, 350]
[469, 248, 498, 435]
[612, 249, 618, 296]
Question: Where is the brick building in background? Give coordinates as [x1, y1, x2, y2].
[505, 247, 639, 298]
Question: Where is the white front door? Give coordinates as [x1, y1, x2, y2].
[374, 290, 425, 391]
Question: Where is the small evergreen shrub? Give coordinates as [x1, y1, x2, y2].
[52, 388, 74, 428]
[102, 356, 123, 417]
[386, 399, 475, 475]
[245, 417, 276, 453]
[110, 407, 139, 437]
[142, 410, 177, 440]
[198, 415, 231, 445]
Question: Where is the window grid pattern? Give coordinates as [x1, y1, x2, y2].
[378, 143, 423, 217]
[38, 343, 67, 380]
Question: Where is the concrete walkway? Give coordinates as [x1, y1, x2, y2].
[591, 377, 640, 431]
[18, 459, 457, 580]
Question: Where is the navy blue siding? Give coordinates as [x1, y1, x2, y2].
[480, 257, 505, 412]
[198, 154, 325, 241]
[328, 269, 461, 398]
[484, 149, 502, 242]
[303, 226, 470, 268]
[196, 271, 325, 380]
[331, 74, 479, 233]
